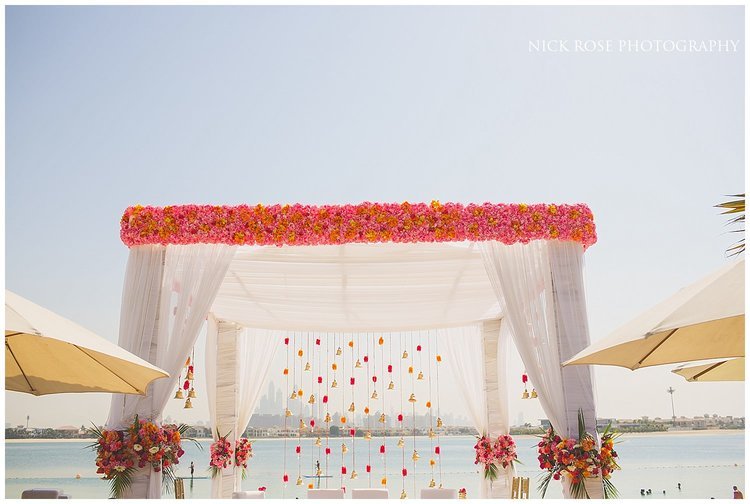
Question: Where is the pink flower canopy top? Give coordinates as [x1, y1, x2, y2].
[120, 201, 596, 249]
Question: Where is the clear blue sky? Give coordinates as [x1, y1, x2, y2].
[5, 6, 744, 428]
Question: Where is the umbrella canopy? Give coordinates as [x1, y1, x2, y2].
[672, 358, 745, 382]
[6, 290, 168, 395]
[564, 259, 744, 369]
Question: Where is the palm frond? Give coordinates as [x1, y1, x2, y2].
[570, 480, 590, 499]
[603, 478, 619, 499]
[717, 194, 745, 256]
[110, 468, 135, 499]
[537, 471, 554, 498]
[162, 467, 175, 495]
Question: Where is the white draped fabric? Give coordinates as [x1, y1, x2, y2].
[206, 318, 283, 498]
[443, 321, 513, 498]
[106, 244, 236, 498]
[481, 240, 602, 498]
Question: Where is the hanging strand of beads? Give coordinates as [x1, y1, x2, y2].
[296, 332, 303, 488]
[399, 331, 406, 499]
[349, 334, 357, 482]
[315, 334, 322, 483]
[435, 330, 443, 487]
[427, 330, 436, 488]
[340, 333, 346, 489]
[283, 332, 290, 495]
[410, 331, 418, 498]
[307, 332, 314, 491]
[365, 333, 372, 487]
[377, 333, 386, 489]
[324, 332, 331, 488]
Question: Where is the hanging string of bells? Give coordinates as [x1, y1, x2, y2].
[175, 349, 197, 408]
[521, 372, 538, 399]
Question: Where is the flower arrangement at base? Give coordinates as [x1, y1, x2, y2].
[209, 430, 234, 478]
[474, 433, 518, 481]
[234, 438, 253, 479]
[88, 416, 193, 498]
[537, 410, 621, 499]
[458, 488, 467, 499]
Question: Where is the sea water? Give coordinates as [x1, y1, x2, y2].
[5, 432, 744, 499]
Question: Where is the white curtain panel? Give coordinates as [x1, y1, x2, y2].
[106, 244, 236, 498]
[206, 319, 283, 497]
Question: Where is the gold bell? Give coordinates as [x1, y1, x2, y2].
[348, 402, 356, 413]
[521, 389, 529, 399]
[285, 408, 293, 417]
[299, 419, 307, 431]
[371, 390, 378, 400]
[331, 379, 338, 388]
[184, 397, 193, 409]
[436, 417, 443, 428]
[304, 362, 311, 372]
[308, 394, 316, 404]
[188, 388, 197, 399]
[400, 490, 407, 499]
[412, 450, 420, 462]
[378, 413, 386, 423]
[336, 347, 342, 356]
[364, 431, 372, 441]
[397, 438, 405, 448]
[427, 428, 435, 439]
[417, 371, 424, 380]
[350, 470, 358, 479]
[429, 479, 436, 488]
[408, 393, 417, 403]
[296, 476, 303, 486]
[531, 388, 538, 399]
[186, 370, 194, 381]
[355, 359, 362, 368]
[402, 350, 408, 359]
[388, 381, 395, 390]
[324, 413, 332, 423]
[315, 437, 322, 447]
[291, 390, 298, 400]
[341, 443, 348, 454]
[174, 389, 184, 400]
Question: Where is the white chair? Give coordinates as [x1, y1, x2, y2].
[232, 490, 266, 499]
[420, 488, 458, 499]
[307, 488, 345, 499]
[21, 489, 61, 499]
[351, 488, 389, 499]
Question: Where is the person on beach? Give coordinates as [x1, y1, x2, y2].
[733, 486, 743, 499]
[190, 461, 194, 481]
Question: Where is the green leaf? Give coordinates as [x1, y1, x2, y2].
[537, 471, 553, 498]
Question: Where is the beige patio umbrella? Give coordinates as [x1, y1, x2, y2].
[672, 358, 745, 382]
[6, 290, 168, 395]
[564, 259, 744, 369]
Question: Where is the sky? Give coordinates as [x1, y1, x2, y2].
[4, 6, 745, 430]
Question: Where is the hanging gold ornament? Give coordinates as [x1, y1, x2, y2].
[348, 402, 356, 413]
[408, 393, 417, 403]
[184, 397, 193, 409]
[331, 379, 338, 389]
[185, 356, 191, 367]
[299, 419, 307, 431]
[427, 428, 435, 439]
[355, 359, 362, 369]
[412, 450, 420, 462]
[308, 394, 316, 404]
[436, 417, 443, 428]
[304, 362, 311, 371]
[290, 390, 298, 400]
[531, 388, 538, 399]
[388, 381, 395, 390]
[324, 412, 332, 423]
[188, 388, 197, 399]
[400, 490, 407, 499]
[371, 390, 378, 400]
[296, 476, 303, 486]
[315, 437, 322, 447]
[285, 408, 293, 417]
[364, 431, 372, 441]
[341, 443, 348, 454]
[174, 389, 184, 400]
[429, 478, 436, 488]
[377, 413, 385, 423]
[397, 438, 405, 448]
[186, 370, 194, 381]
[417, 371, 424, 380]
[429, 459, 436, 467]
[521, 390, 530, 400]
[350, 470, 358, 480]
[402, 350, 408, 359]
[336, 347, 342, 356]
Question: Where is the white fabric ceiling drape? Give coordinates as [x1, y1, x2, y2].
[106, 244, 236, 498]
[205, 318, 283, 497]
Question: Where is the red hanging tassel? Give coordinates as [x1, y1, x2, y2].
[402, 468, 408, 476]
[387, 364, 393, 373]
[522, 373, 528, 384]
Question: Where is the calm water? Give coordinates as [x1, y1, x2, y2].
[5, 432, 744, 499]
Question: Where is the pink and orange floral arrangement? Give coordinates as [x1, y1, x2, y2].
[474, 433, 518, 481]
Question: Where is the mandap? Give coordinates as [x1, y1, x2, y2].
[106, 201, 602, 499]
